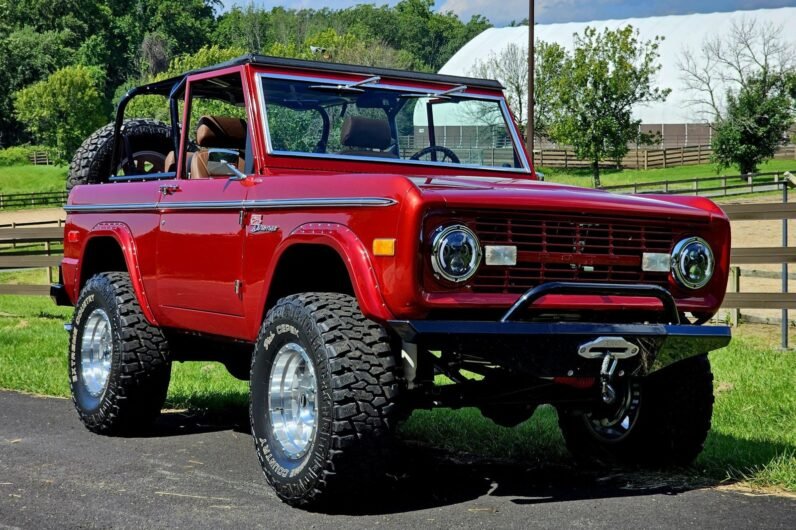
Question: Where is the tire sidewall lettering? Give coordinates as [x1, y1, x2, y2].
[252, 308, 330, 497]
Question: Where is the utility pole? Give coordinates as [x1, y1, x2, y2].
[527, 0, 535, 158]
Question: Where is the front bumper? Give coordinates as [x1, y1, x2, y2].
[388, 282, 731, 377]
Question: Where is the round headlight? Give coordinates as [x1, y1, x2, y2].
[431, 224, 482, 283]
[672, 237, 714, 289]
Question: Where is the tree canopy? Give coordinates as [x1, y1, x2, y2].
[549, 26, 670, 186]
[0, 0, 490, 157]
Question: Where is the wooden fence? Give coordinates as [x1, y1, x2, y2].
[1, 201, 793, 318]
[533, 144, 796, 170]
[0, 190, 68, 209]
[28, 151, 53, 165]
[0, 219, 64, 296]
[599, 170, 796, 197]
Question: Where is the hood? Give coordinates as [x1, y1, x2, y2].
[408, 175, 715, 221]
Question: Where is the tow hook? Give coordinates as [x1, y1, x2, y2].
[577, 337, 640, 404]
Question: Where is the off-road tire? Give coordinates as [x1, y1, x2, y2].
[558, 354, 714, 467]
[250, 293, 401, 507]
[67, 119, 172, 192]
[69, 272, 171, 434]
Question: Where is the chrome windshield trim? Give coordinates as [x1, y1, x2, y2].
[256, 72, 531, 174]
[63, 197, 397, 213]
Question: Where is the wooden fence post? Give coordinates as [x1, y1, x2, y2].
[680, 146, 684, 165]
[731, 266, 741, 327]
[644, 150, 648, 170]
[662, 148, 667, 169]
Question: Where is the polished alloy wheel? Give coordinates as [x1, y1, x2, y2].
[268, 342, 318, 459]
[79, 308, 113, 397]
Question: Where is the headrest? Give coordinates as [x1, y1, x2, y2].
[196, 116, 247, 149]
[340, 116, 392, 150]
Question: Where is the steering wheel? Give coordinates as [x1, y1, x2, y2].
[409, 146, 460, 164]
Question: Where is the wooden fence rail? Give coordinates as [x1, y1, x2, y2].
[0, 203, 792, 313]
[0, 224, 63, 296]
[0, 190, 68, 209]
[599, 170, 796, 197]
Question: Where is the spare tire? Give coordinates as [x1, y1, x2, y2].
[67, 118, 173, 192]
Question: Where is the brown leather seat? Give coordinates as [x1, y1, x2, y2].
[190, 116, 247, 178]
[164, 151, 194, 173]
[339, 116, 397, 158]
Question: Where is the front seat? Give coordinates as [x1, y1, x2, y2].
[339, 116, 398, 158]
[190, 116, 247, 178]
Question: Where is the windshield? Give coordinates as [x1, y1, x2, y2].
[259, 75, 528, 172]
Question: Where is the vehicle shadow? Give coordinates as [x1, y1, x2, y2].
[133, 406, 791, 515]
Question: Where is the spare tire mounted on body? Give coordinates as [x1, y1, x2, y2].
[67, 118, 172, 192]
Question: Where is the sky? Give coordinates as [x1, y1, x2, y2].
[224, 0, 796, 25]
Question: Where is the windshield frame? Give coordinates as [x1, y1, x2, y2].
[256, 72, 531, 174]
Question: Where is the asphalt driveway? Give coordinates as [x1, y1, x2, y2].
[0, 391, 793, 529]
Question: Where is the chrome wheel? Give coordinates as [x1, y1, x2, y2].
[585, 381, 641, 441]
[79, 308, 113, 397]
[268, 342, 318, 459]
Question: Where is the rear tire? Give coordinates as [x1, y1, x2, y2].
[67, 119, 172, 192]
[558, 355, 714, 467]
[69, 272, 171, 434]
[250, 293, 401, 507]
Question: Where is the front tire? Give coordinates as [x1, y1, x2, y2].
[558, 355, 714, 467]
[69, 272, 171, 434]
[250, 293, 401, 507]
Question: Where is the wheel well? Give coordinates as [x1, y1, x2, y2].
[265, 244, 354, 310]
[79, 237, 127, 289]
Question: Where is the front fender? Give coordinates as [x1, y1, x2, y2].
[78, 222, 158, 326]
[261, 222, 392, 324]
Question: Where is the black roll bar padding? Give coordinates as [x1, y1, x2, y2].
[500, 282, 681, 325]
[109, 86, 141, 177]
[110, 78, 186, 178]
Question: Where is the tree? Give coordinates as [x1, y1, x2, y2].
[469, 40, 565, 145]
[712, 75, 793, 174]
[679, 18, 796, 172]
[13, 65, 108, 160]
[549, 26, 669, 187]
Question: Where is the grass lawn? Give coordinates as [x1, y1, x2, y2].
[0, 164, 67, 195]
[0, 290, 793, 492]
[541, 159, 796, 188]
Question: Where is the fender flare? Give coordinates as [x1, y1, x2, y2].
[261, 222, 393, 324]
[79, 222, 159, 326]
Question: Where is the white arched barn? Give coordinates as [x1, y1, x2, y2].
[413, 7, 796, 149]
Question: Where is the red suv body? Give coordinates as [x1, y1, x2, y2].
[53, 55, 731, 508]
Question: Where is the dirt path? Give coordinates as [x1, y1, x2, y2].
[0, 207, 64, 227]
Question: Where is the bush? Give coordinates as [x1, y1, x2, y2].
[0, 145, 57, 167]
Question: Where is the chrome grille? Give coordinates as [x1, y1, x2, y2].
[464, 210, 696, 294]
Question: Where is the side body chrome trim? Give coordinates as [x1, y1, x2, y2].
[63, 197, 397, 214]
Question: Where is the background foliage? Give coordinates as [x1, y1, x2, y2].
[0, 0, 489, 159]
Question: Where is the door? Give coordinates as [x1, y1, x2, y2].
[155, 177, 247, 317]
[154, 68, 253, 333]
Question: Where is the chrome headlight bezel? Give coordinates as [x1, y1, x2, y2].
[671, 236, 714, 290]
[430, 224, 482, 283]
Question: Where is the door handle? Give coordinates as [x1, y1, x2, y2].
[159, 184, 181, 196]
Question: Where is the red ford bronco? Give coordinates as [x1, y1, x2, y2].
[53, 55, 731, 507]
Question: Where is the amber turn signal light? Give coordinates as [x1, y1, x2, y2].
[372, 238, 396, 256]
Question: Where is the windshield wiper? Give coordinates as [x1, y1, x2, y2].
[309, 75, 381, 93]
[398, 84, 468, 100]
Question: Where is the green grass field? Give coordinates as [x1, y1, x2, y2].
[0, 164, 67, 195]
[0, 290, 793, 492]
